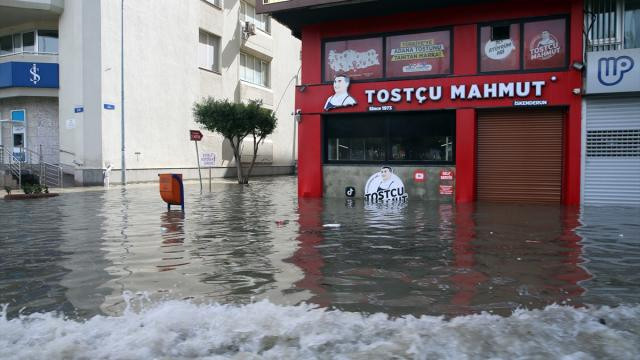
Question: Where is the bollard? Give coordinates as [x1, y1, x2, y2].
[159, 173, 184, 211]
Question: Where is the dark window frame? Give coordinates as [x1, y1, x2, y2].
[321, 26, 454, 84]
[477, 14, 570, 75]
[323, 111, 456, 165]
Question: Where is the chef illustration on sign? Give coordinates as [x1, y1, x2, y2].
[364, 166, 408, 202]
[324, 75, 357, 111]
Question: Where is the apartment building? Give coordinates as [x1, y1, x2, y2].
[0, 0, 301, 185]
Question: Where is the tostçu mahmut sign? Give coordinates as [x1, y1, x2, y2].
[364, 80, 547, 105]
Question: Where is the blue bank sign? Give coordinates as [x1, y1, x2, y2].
[0, 62, 59, 89]
[586, 48, 640, 94]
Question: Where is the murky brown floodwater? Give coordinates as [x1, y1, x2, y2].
[0, 176, 638, 320]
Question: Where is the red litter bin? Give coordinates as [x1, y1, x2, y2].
[159, 173, 184, 211]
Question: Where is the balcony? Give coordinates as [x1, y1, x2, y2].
[0, 0, 63, 28]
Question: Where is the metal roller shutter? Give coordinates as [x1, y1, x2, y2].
[584, 97, 640, 205]
[477, 108, 564, 204]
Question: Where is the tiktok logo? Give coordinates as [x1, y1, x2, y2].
[345, 187, 355, 198]
[597, 56, 634, 86]
[29, 63, 41, 85]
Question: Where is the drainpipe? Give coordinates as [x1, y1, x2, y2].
[120, 0, 127, 185]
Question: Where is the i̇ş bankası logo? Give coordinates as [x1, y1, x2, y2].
[529, 30, 560, 61]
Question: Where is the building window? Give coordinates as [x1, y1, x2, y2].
[625, 0, 640, 48]
[199, 30, 220, 72]
[203, 0, 221, 7]
[37, 30, 58, 53]
[325, 112, 455, 164]
[0, 30, 56, 56]
[586, 0, 640, 50]
[241, 1, 270, 33]
[240, 52, 270, 87]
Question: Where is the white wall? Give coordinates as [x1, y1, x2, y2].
[58, 0, 301, 184]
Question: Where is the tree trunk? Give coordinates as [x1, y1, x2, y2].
[243, 134, 261, 184]
[229, 137, 245, 184]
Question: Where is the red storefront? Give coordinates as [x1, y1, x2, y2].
[261, 0, 583, 205]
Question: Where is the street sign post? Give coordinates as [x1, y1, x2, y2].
[190, 130, 204, 191]
[200, 152, 217, 192]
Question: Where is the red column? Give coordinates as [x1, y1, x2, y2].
[297, 114, 323, 197]
[456, 108, 476, 203]
[564, 0, 584, 205]
[298, 28, 324, 198]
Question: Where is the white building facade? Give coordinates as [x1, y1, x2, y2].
[0, 0, 301, 185]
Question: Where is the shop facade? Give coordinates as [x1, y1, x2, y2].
[261, 0, 584, 204]
[583, 48, 640, 205]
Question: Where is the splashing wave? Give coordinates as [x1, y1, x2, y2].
[1, 300, 639, 359]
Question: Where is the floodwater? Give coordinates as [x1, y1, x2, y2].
[1, 176, 639, 359]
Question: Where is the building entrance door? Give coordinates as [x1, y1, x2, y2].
[476, 108, 565, 204]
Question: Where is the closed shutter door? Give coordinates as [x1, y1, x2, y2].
[477, 108, 564, 204]
[584, 97, 640, 205]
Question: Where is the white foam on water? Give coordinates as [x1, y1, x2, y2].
[1, 301, 639, 360]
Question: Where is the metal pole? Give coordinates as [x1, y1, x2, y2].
[120, 0, 127, 185]
[209, 167, 212, 192]
[195, 141, 202, 192]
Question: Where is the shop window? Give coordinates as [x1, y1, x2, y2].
[480, 23, 521, 72]
[325, 112, 455, 164]
[324, 37, 384, 82]
[523, 19, 567, 70]
[479, 17, 567, 73]
[389, 116, 454, 162]
[385, 30, 451, 78]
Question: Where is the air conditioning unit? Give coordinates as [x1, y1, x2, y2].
[242, 21, 256, 39]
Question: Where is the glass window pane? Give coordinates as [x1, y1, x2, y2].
[479, 23, 521, 72]
[13, 34, 22, 52]
[37, 30, 58, 53]
[23, 32, 35, 52]
[0, 35, 12, 55]
[261, 61, 269, 87]
[324, 37, 384, 82]
[325, 112, 455, 163]
[389, 113, 455, 161]
[624, 0, 640, 49]
[523, 18, 567, 70]
[385, 30, 451, 77]
[326, 116, 387, 161]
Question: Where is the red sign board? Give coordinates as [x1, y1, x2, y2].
[190, 130, 203, 141]
[439, 185, 454, 195]
[413, 170, 426, 183]
[440, 170, 454, 181]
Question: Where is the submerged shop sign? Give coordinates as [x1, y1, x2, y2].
[364, 166, 408, 203]
[365, 81, 546, 105]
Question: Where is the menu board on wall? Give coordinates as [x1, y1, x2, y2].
[479, 24, 521, 72]
[324, 37, 383, 82]
[524, 18, 567, 70]
[385, 30, 451, 77]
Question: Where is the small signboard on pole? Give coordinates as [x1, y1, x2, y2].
[200, 152, 217, 192]
[190, 130, 204, 191]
